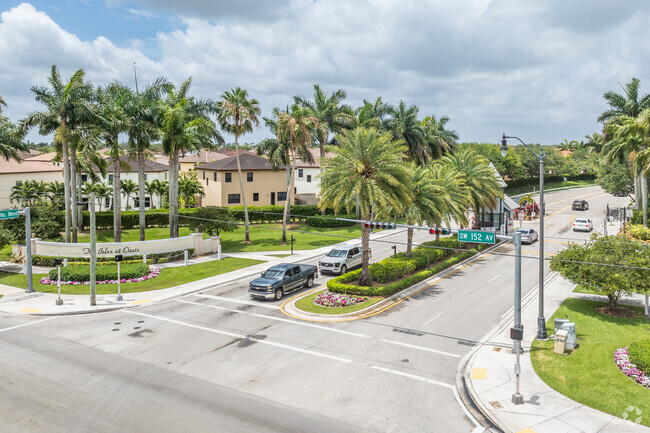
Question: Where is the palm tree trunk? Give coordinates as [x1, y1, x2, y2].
[70, 147, 78, 243]
[642, 173, 648, 228]
[406, 227, 413, 257]
[359, 223, 371, 286]
[61, 135, 71, 243]
[138, 149, 146, 241]
[77, 173, 83, 229]
[113, 156, 121, 242]
[168, 150, 180, 238]
[234, 136, 251, 243]
[281, 157, 296, 245]
[634, 173, 641, 210]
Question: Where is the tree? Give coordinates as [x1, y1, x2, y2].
[276, 104, 318, 245]
[459, 142, 526, 180]
[145, 179, 163, 209]
[356, 97, 391, 130]
[384, 101, 430, 165]
[47, 181, 65, 210]
[188, 207, 237, 237]
[294, 84, 356, 161]
[21, 66, 94, 243]
[598, 77, 650, 123]
[178, 172, 205, 208]
[162, 78, 221, 238]
[216, 87, 261, 243]
[0, 116, 28, 162]
[421, 115, 457, 159]
[550, 235, 650, 310]
[596, 156, 634, 197]
[121, 179, 138, 209]
[443, 149, 503, 229]
[319, 127, 413, 285]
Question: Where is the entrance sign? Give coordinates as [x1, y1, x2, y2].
[0, 209, 19, 220]
[458, 229, 496, 244]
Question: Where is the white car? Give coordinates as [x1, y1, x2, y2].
[318, 245, 371, 275]
[573, 218, 593, 232]
[516, 228, 538, 244]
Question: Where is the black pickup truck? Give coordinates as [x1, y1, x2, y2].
[248, 263, 318, 301]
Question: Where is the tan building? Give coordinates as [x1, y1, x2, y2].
[0, 158, 64, 208]
[196, 153, 293, 207]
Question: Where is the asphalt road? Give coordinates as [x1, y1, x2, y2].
[0, 186, 629, 433]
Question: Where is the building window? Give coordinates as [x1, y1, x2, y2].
[105, 197, 110, 208]
[213, 172, 217, 181]
[133, 197, 151, 208]
[247, 172, 253, 182]
[202, 171, 205, 180]
[277, 191, 287, 201]
[294, 187, 297, 194]
[225, 172, 232, 182]
[15, 180, 22, 186]
[253, 193, 259, 202]
[206, 179, 209, 186]
[81, 174, 88, 182]
[144, 174, 148, 181]
[307, 175, 312, 183]
[228, 194, 240, 204]
[108, 174, 114, 183]
[298, 169, 304, 178]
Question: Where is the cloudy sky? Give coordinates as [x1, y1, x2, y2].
[2, 0, 650, 146]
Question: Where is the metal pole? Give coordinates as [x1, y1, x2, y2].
[55, 265, 63, 305]
[24, 207, 33, 293]
[645, 294, 649, 318]
[116, 261, 122, 302]
[90, 194, 96, 306]
[537, 154, 548, 340]
[291, 235, 294, 255]
[184, 250, 188, 266]
[513, 231, 522, 352]
[512, 343, 523, 404]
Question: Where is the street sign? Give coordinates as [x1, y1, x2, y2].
[0, 209, 19, 220]
[458, 229, 496, 244]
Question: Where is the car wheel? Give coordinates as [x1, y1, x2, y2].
[340, 265, 347, 275]
[305, 276, 314, 288]
[274, 288, 283, 301]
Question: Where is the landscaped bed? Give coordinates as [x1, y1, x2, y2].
[294, 289, 383, 315]
[531, 298, 650, 427]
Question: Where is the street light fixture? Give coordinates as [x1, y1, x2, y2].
[501, 133, 549, 341]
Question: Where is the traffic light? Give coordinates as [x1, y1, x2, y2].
[365, 221, 396, 229]
[429, 227, 451, 235]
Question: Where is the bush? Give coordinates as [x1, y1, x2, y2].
[369, 258, 416, 283]
[630, 225, 650, 241]
[631, 209, 650, 226]
[628, 339, 650, 375]
[48, 263, 151, 282]
[306, 214, 357, 228]
[505, 173, 595, 189]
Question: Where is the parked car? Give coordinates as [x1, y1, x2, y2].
[572, 199, 589, 211]
[318, 245, 371, 275]
[572, 218, 593, 232]
[248, 263, 318, 301]
[516, 228, 538, 244]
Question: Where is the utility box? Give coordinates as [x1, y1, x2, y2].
[554, 318, 569, 334]
[554, 329, 568, 354]
[560, 322, 577, 350]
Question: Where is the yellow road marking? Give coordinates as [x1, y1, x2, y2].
[21, 308, 42, 313]
[131, 299, 151, 305]
[472, 368, 487, 380]
[516, 429, 537, 433]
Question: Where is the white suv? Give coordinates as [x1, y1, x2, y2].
[318, 245, 371, 275]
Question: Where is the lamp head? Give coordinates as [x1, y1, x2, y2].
[500, 133, 509, 157]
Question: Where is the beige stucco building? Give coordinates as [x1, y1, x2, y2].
[196, 153, 294, 207]
[0, 158, 64, 209]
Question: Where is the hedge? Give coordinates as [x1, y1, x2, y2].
[31, 248, 194, 266]
[631, 209, 650, 226]
[630, 225, 650, 241]
[505, 173, 596, 189]
[628, 339, 650, 375]
[48, 263, 150, 282]
[306, 214, 357, 228]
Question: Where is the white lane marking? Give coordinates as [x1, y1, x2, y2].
[421, 311, 445, 327]
[0, 317, 58, 333]
[125, 310, 351, 364]
[487, 274, 501, 284]
[193, 293, 280, 310]
[471, 427, 485, 433]
[176, 299, 372, 339]
[371, 365, 454, 389]
[379, 339, 461, 359]
[501, 305, 514, 318]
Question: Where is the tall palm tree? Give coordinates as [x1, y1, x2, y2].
[356, 97, 391, 130]
[384, 101, 430, 166]
[162, 78, 221, 238]
[178, 172, 205, 208]
[421, 115, 457, 159]
[145, 179, 163, 209]
[598, 77, 650, 123]
[443, 149, 503, 230]
[216, 87, 261, 243]
[276, 104, 318, 244]
[47, 181, 65, 210]
[0, 116, 27, 162]
[21, 66, 94, 243]
[319, 127, 413, 285]
[0, 95, 5, 119]
[294, 84, 356, 162]
[121, 179, 138, 209]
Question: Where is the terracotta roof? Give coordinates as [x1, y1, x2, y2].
[196, 153, 284, 171]
[104, 156, 169, 173]
[0, 158, 63, 174]
[179, 150, 229, 164]
[25, 151, 58, 162]
[294, 148, 333, 168]
[19, 149, 41, 158]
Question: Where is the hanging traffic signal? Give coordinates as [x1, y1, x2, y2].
[429, 227, 451, 235]
[440, 228, 450, 235]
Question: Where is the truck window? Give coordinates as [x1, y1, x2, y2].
[291, 266, 300, 275]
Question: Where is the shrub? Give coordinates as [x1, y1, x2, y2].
[631, 209, 650, 226]
[306, 214, 357, 228]
[369, 258, 416, 283]
[630, 224, 650, 241]
[48, 263, 151, 282]
[628, 339, 650, 375]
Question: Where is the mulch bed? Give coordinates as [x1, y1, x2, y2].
[595, 305, 639, 318]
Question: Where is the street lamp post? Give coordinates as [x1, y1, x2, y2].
[501, 134, 549, 341]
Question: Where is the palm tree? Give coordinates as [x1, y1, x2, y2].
[21, 66, 94, 243]
[384, 101, 430, 165]
[276, 104, 318, 244]
[162, 78, 221, 238]
[159, 180, 169, 208]
[121, 179, 138, 209]
[216, 87, 261, 243]
[0, 95, 5, 118]
[178, 172, 205, 208]
[443, 149, 503, 230]
[598, 77, 650, 123]
[319, 127, 413, 285]
[294, 84, 356, 162]
[145, 179, 163, 209]
[47, 181, 65, 210]
[421, 115, 457, 159]
[0, 116, 27, 162]
[356, 97, 391, 130]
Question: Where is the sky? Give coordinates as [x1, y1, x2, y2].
[2, 0, 650, 146]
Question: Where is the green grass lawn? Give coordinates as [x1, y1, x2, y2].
[74, 223, 361, 253]
[508, 179, 596, 196]
[0, 257, 264, 295]
[295, 289, 384, 315]
[531, 298, 650, 427]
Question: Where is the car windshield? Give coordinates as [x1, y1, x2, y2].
[326, 249, 348, 258]
[575, 219, 588, 224]
[516, 229, 531, 234]
[262, 270, 284, 279]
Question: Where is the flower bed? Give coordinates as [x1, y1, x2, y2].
[39, 266, 161, 285]
[613, 347, 650, 388]
[313, 291, 368, 307]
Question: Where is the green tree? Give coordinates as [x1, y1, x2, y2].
[421, 115, 457, 159]
[385, 101, 429, 165]
[550, 235, 650, 310]
[145, 179, 163, 209]
[459, 142, 525, 180]
[178, 172, 205, 208]
[596, 156, 634, 196]
[319, 127, 413, 285]
[598, 77, 650, 123]
[188, 207, 237, 237]
[216, 87, 261, 243]
[47, 181, 65, 210]
[120, 179, 138, 209]
[0, 116, 27, 162]
[356, 97, 391, 130]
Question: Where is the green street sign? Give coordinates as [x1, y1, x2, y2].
[458, 229, 495, 244]
[0, 209, 20, 220]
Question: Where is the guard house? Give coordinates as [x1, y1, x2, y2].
[476, 164, 519, 235]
